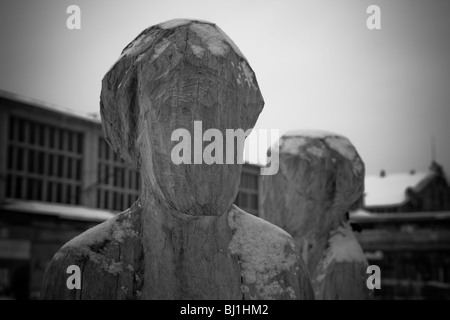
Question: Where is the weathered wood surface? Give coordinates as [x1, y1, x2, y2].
[312, 223, 370, 300]
[42, 202, 313, 299]
[260, 131, 370, 299]
[41, 19, 314, 300]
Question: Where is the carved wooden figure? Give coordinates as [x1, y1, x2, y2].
[41, 19, 314, 300]
[260, 130, 370, 299]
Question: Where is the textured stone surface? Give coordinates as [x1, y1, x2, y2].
[41, 19, 314, 300]
[260, 130, 370, 299]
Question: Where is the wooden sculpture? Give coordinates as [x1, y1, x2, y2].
[260, 130, 370, 299]
[41, 19, 314, 300]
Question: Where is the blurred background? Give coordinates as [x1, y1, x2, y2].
[0, 0, 449, 299]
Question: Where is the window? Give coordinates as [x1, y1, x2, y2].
[96, 138, 140, 211]
[234, 168, 259, 216]
[6, 116, 83, 204]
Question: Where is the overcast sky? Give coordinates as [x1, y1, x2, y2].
[0, 0, 449, 176]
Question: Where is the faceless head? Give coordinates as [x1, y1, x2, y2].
[263, 131, 365, 271]
[100, 19, 264, 216]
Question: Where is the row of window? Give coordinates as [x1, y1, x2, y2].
[96, 138, 140, 211]
[368, 251, 450, 299]
[5, 175, 81, 205]
[234, 172, 259, 215]
[8, 146, 83, 180]
[234, 192, 258, 215]
[97, 189, 139, 212]
[97, 164, 140, 190]
[9, 116, 83, 154]
[3, 115, 260, 214]
[6, 116, 84, 205]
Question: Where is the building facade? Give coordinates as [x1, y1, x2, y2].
[364, 164, 450, 213]
[351, 165, 450, 299]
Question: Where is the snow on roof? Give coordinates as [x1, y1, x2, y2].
[349, 209, 373, 218]
[364, 171, 434, 207]
[1, 200, 115, 222]
[350, 209, 450, 223]
[0, 89, 101, 124]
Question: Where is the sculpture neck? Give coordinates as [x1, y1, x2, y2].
[137, 194, 240, 299]
[138, 175, 233, 217]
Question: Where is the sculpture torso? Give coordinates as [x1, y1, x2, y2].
[42, 202, 313, 300]
[310, 222, 369, 300]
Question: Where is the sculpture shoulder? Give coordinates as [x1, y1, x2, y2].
[312, 223, 370, 300]
[41, 206, 144, 300]
[227, 205, 314, 300]
[228, 205, 297, 252]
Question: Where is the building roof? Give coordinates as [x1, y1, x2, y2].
[364, 171, 435, 207]
[350, 209, 450, 223]
[0, 89, 101, 124]
[1, 200, 115, 222]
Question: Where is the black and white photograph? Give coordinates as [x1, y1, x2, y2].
[0, 0, 449, 304]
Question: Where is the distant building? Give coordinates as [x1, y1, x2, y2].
[0, 90, 260, 299]
[364, 163, 450, 213]
[0, 202, 114, 299]
[234, 163, 260, 216]
[352, 164, 450, 299]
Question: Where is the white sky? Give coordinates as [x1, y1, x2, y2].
[0, 0, 449, 176]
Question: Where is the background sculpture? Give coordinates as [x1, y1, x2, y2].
[41, 19, 314, 300]
[260, 130, 371, 299]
